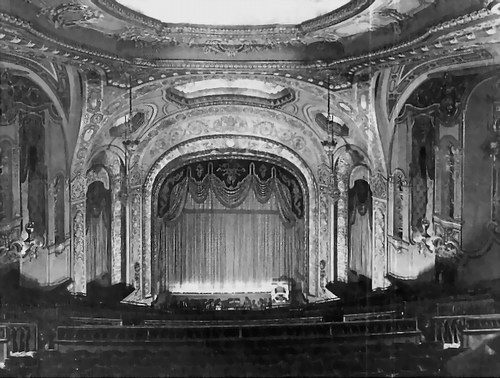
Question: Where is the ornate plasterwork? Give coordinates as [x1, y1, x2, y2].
[71, 72, 106, 181]
[85, 155, 124, 286]
[38, 3, 103, 29]
[70, 73, 105, 293]
[72, 205, 85, 293]
[86, 166, 110, 189]
[372, 198, 389, 289]
[433, 215, 463, 262]
[371, 172, 388, 199]
[0, 54, 70, 119]
[334, 154, 352, 282]
[128, 105, 328, 185]
[96, 0, 374, 45]
[387, 49, 494, 121]
[137, 136, 322, 301]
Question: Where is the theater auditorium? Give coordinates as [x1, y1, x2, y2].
[0, 0, 500, 376]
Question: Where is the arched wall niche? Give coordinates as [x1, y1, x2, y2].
[348, 165, 373, 284]
[331, 144, 389, 289]
[0, 63, 72, 288]
[459, 74, 500, 285]
[383, 66, 499, 282]
[70, 149, 126, 292]
[125, 135, 325, 303]
[349, 164, 371, 189]
[0, 61, 68, 128]
[388, 59, 497, 127]
[149, 151, 310, 297]
[332, 148, 366, 285]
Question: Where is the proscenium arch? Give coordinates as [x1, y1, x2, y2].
[129, 104, 331, 186]
[149, 151, 310, 297]
[141, 135, 320, 299]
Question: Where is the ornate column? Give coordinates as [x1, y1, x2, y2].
[317, 163, 340, 294]
[452, 146, 463, 221]
[371, 173, 389, 289]
[402, 181, 411, 241]
[11, 146, 21, 220]
[434, 145, 442, 214]
[70, 174, 86, 293]
[128, 186, 143, 300]
[110, 173, 123, 285]
[335, 156, 350, 282]
[47, 179, 56, 245]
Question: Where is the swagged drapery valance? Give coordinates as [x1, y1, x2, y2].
[157, 159, 304, 226]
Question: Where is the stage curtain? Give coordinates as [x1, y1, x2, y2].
[86, 181, 111, 284]
[156, 190, 305, 293]
[158, 165, 301, 227]
[348, 180, 372, 279]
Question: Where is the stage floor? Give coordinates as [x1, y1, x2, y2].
[170, 291, 273, 310]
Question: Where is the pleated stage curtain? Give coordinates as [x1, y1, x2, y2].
[153, 160, 306, 294]
[86, 181, 111, 285]
[157, 191, 304, 293]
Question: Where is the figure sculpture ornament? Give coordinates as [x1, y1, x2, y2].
[410, 218, 440, 254]
[0, 221, 46, 261]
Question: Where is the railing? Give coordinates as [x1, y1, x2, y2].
[436, 297, 495, 316]
[343, 311, 398, 322]
[0, 325, 7, 363]
[462, 314, 500, 349]
[0, 323, 38, 355]
[56, 318, 420, 346]
[464, 314, 500, 330]
[70, 317, 123, 326]
[433, 315, 466, 346]
[330, 318, 419, 336]
[143, 316, 323, 327]
[433, 314, 500, 348]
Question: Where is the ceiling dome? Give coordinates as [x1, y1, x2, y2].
[116, 0, 351, 26]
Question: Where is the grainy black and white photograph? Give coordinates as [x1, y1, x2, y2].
[0, 0, 499, 376]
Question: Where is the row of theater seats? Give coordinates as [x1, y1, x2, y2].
[4, 340, 462, 377]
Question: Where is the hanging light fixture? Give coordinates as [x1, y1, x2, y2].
[122, 74, 140, 152]
[118, 73, 140, 205]
[321, 76, 337, 154]
[320, 75, 355, 169]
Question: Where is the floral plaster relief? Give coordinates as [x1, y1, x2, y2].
[133, 106, 328, 181]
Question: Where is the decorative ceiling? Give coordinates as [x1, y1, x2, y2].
[115, 0, 351, 26]
[0, 0, 498, 90]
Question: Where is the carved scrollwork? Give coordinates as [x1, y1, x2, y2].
[371, 172, 388, 199]
[38, 3, 103, 29]
[70, 174, 86, 201]
[317, 163, 340, 201]
[86, 166, 110, 190]
[432, 215, 463, 263]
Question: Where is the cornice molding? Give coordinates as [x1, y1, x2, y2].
[0, 6, 496, 91]
[92, 0, 374, 38]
